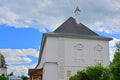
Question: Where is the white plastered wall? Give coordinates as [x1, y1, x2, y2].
[37, 36, 110, 80]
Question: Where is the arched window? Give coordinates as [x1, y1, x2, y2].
[94, 44, 103, 63]
[74, 43, 84, 65]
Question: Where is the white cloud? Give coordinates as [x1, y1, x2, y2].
[0, 0, 119, 33]
[106, 18, 120, 33]
[79, 0, 120, 33]
[0, 48, 39, 65]
[109, 0, 120, 11]
[0, 0, 65, 32]
[0, 7, 19, 26]
[109, 38, 120, 47]
[7, 63, 37, 76]
[109, 48, 115, 61]
[0, 48, 39, 76]
[92, 18, 120, 34]
[109, 38, 120, 61]
[5, 57, 32, 64]
[92, 23, 114, 34]
[8, 66, 28, 76]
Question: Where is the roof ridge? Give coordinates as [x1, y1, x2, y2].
[53, 17, 98, 36]
[54, 17, 74, 32]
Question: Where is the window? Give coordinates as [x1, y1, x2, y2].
[74, 43, 84, 65]
[94, 45, 103, 63]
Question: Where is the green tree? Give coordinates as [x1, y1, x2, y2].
[0, 76, 8, 80]
[110, 42, 120, 80]
[86, 64, 110, 80]
[8, 72, 13, 76]
[21, 75, 29, 80]
[116, 41, 120, 52]
[70, 70, 89, 80]
[69, 64, 110, 80]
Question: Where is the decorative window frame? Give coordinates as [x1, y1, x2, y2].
[74, 43, 84, 50]
[74, 43, 84, 65]
[94, 44, 103, 63]
[95, 44, 103, 51]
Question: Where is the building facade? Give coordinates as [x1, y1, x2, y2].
[28, 7, 112, 80]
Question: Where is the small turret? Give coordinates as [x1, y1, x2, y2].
[74, 6, 80, 24]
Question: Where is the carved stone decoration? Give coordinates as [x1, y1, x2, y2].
[74, 43, 84, 50]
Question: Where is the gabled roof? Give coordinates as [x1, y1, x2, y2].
[54, 17, 98, 36]
[45, 17, 112, 41]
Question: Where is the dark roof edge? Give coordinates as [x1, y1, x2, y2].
[54, 17, 74, 32]
[35, 34, 46, 69]
[45, 33, 112, 41]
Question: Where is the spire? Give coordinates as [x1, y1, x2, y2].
[74, 6, 80, 24]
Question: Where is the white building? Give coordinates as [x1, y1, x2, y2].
[28, 7, 112, 80]
[0, 51, 7, 76]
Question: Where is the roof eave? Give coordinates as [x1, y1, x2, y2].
[35, 34, 47, 69]
[45, 33, 112, 41]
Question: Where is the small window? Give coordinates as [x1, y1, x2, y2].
[94, 45, 103, 61]
[74, 43, 84, 59]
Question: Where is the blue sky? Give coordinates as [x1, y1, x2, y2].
[0, 0, 120, 76]
[0, 24, 42, 49]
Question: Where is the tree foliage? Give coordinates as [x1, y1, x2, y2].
[70, 64, 110, 80]
[8, 72, 13, 76]
[21, 75, 29, 80]
[0, 76, 8, 80]
[86, 64, 110, 80]
[70, 70, 88, 80]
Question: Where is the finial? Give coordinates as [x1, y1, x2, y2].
[74, 6, 80, 24]
[74, 6, 80, 13]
